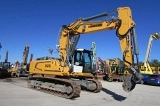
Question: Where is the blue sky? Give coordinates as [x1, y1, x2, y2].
[0, 0, 160, 63]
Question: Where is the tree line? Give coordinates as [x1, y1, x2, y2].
[139, 59, 160, 67]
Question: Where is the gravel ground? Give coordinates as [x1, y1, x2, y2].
[0, 77, 159, 106]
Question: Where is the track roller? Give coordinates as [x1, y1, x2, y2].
[28, 77, 81, 99]
[72, 78, 102, 93]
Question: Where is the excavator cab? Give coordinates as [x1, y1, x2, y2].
[74, 49, 93, 73]
[0, 62, 10, 69]
[0, 62, 11, 78]
[70, 48, 94, 73]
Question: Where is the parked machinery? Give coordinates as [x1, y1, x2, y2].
[0, 50, 11, 78]
[140, 33, 160, 74]
[96, 57, 106, 75]
[9, 44, 32, 77]
[28, 7, 142, 99]
[96, 57, 124, 81]
[105, 58, 124, 81]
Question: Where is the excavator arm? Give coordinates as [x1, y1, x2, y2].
[57, 7, 142, 92]
[5, 50, 8, 62]
[22, 44, 29, 67]
[58, 7, 134, 65]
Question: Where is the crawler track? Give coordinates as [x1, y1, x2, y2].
[28, 77, 81, 99]
[86, 79, 102, 93]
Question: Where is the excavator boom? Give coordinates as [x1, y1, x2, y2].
[23, 44, 29, 66]
[5, 50, 8, 62]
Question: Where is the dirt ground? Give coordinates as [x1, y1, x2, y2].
[0, 77, 159, 106]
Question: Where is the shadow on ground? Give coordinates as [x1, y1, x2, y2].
[102, 87, 126, 101]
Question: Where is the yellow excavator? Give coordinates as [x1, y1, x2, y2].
[96, 57, 124, 81]
[28, 7, 142, 99]
[105, 58, 124, 82]
[140, 33, 160, 74]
